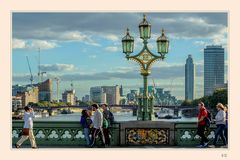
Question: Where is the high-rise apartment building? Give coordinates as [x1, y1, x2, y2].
[38, 79, 53, 101]
[90, 85, 120, 105]
[16, 86, 39, 107]
[185, 55, 195, 100]
[204, 45, 224, 96]
[62, 89, 76, 105]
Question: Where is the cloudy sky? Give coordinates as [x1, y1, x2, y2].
[12, 12, 228, 100]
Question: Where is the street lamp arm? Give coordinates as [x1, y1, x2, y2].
[126, 42, 166, 75]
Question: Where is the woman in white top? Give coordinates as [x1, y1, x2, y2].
[209, 103, 227, 148]
[15, 106, 37, 149]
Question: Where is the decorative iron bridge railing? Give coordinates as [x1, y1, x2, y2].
[12, 121, 223, 147]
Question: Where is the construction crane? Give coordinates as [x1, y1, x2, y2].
[26, 56, 34, 86]
[54, 77, 60, 102]
[152, 78, 156, 95]
[37, 48, 41, 84]
[70, 80, 73, 90]
[40, 71, 47, 82]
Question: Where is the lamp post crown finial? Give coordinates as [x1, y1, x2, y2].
[162, 28, 165, 35]
[126, 28, 131, 35]
[143, 14, 146, 20]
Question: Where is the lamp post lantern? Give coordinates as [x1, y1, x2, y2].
[121, 14, 170, 121]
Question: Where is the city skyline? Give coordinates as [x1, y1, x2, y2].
[12, 12, 228, 100]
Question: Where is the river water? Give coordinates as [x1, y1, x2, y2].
[34, 111, 197, 122]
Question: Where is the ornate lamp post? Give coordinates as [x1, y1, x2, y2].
[121, 14, 169, 121]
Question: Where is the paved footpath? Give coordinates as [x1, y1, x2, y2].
[12, 145, 227, 149]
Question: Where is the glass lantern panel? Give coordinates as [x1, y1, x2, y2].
[144, 26, 151, 39]
[161, 43, 166, 53]
[139, 27, 144, 39]
[165, 41, 169, 53]
[122, 41, 127, 53]
[130, 41, 134, 52]
[161, 42, 167, 53]
[157, 41, 161, 53]
[126, 41, 133, 53]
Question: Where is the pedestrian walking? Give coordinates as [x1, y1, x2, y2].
[196, 102, 209, 148]
[224, 105, 228, 144]
[101, 103, 115, 146]
[209, 103, 227, 148]
[90, 104, 105, 148]
[15, 106, 37, 149]
[80, 109, 93, 146]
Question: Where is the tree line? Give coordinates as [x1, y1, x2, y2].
[181, 89, 228, 109]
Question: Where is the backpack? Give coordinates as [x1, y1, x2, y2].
[204, 110, 212, 128]
[108, 111, 114, 125]
[86, 118, 92, 128]
[102, 117, 109, 129]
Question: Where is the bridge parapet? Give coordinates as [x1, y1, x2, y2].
[12, 120, 222, 147]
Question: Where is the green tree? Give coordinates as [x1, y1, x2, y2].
[182, 88, 227, 110]
[209, 89, 228, 108]
[181, 100, 193, 106]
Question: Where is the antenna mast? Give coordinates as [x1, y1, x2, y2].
[38, 48, 41, 84]
[26, 56, 34, 86]
[70, 80, 73, 90]
[54, 77, 60, 102]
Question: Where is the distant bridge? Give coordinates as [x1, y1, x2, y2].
[31, 105, 196, 110]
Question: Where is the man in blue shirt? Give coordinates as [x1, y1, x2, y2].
[15, 106, 37, 149]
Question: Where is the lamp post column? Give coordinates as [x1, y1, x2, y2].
[121, 15, 169, 121]
[142, 74, 149, 120]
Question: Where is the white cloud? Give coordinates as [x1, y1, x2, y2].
[59, 31, 101, 46]
[194, 40, 207, 46]
[12, 38, 27, 49]
[40, 64, 77, 72]
[59, 31, 88, 41]
[103, 34, 119, 41]
[13, 30, 101, 50]
[114, 66, 137, 73]
[12, 39, 58, 50]
[105, 46, 119, 52]
[29, 40, 58, 50]
[211, 28, 227, 46]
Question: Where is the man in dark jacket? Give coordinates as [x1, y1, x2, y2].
[101, 103, 114, 146]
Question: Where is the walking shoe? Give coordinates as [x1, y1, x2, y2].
[32, 147, 38, 149]
[196, 144, 203, 148]
[208, 145, 216, 148]
[15, 144, 20, 149]
[203, 142, 209, 147]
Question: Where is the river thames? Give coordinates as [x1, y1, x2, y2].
[33, 111, 198, 122]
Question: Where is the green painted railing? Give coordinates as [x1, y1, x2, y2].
[12, 121, 223, 147]
[174, 122, 221, 146]
[12, 121, 120, 146]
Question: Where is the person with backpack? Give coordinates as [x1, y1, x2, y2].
[80, 109, 93, 147]
[209, 103, 227, 148]
[196, 102, 209, 148]
[101, 103, 115, 146]
[90, 104, 105, 148]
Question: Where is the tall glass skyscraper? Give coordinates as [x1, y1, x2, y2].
[185, 55, 195, 100]
[204, 45, 224, 96]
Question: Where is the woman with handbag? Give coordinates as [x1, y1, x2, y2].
[209, 103, 227, 148]
[15, 106, 37, 149]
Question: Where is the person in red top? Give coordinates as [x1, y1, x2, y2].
[196, 102, 209, 147]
